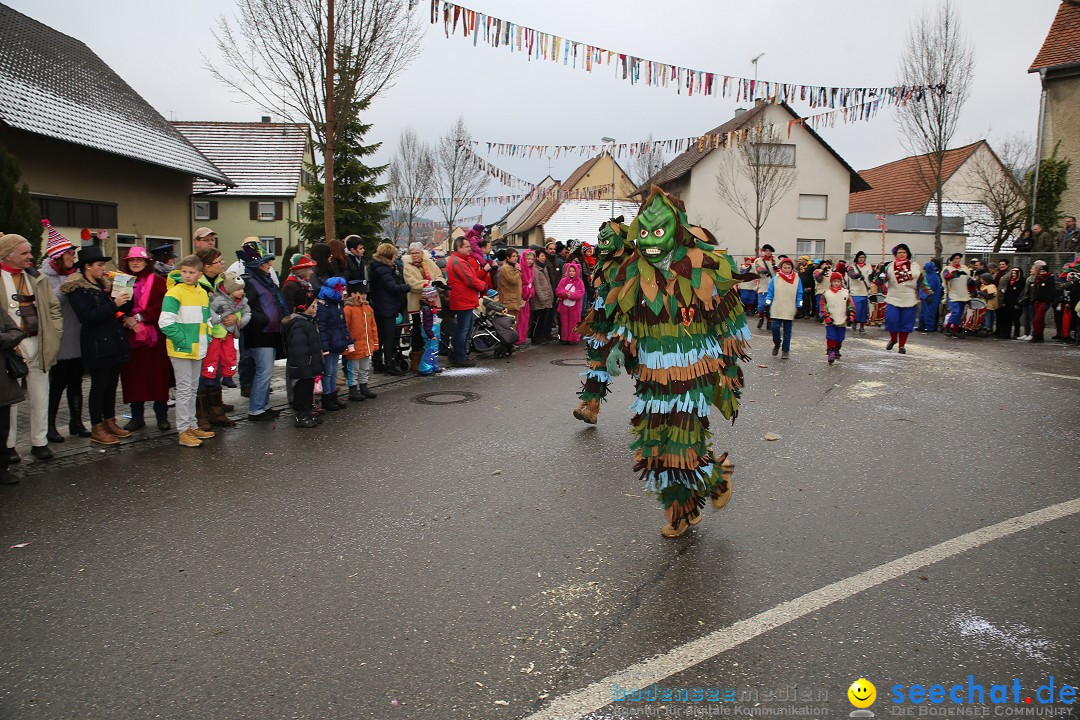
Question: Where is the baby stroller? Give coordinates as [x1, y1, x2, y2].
[471, 296, 518, 359]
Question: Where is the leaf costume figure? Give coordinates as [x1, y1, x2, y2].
[573, 216, 633, 425]
[608, 187, 751, 538]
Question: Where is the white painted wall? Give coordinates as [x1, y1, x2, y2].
[677, 104, 854, 259]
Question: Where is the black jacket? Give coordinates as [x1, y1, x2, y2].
[284, 313, 322, 379]
[62, 274, 131, 369]
[344, 255, 367, 285]
[368, 257, 410, 319]
[242, 269, 287, 354]
[1030, 271, 1057, 304]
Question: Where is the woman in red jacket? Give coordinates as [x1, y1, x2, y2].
[446, 237, 486, 367]
[119, 246, 171, 431]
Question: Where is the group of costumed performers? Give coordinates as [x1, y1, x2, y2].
[573, 187, 751, 538]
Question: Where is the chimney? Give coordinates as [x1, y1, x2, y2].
[733, 107, 747, 116]
[260, 116, 272, 123]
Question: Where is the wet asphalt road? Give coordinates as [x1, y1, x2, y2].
[0, 324, 1078, 720]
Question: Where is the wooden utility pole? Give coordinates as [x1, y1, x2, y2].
[324, 0, 336, 244]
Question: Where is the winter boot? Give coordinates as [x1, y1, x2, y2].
[90, 423, 119, 446]
[348, 385, 364, 402]
[195, 391, 213, 431]
[294, 413, 318, 429]
[208, 388, 236, 427]
[359, 383, 377, 399]
[827, 350, 837, 365]
[409, 351, 422, 374]
[0, 456, 17, 485]
[103, 418, 132, 439]
[221, 376, 237, 389]
[68, 394, 91, 438]
[323, 393, 346, 411]
[178, 429, 202, 448]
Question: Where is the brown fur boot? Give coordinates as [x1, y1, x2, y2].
[409, 351, 422, 374]
[207, 388, 236, 427]
[572, 399, 600, 425]
[195, 391, 213, 431]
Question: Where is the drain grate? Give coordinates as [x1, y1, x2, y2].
[549, 358, 589, 367]
[411, 391, 481, 406]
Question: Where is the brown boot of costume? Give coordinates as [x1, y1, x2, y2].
[661, 501, 691, 538]
[572, 399, 600, 425]
[195, 391, 213, 431]
[103, 418, 132, 439]
[409, 351, 422, 374]
[711, 454, 734, 510]
[208, 388, 236, 427]
[90, 423, 119, 446]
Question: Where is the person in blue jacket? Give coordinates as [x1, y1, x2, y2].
[315, 276, 351, 411]
[918, 258, 943, 333]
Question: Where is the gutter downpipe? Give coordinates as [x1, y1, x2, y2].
[1031, 68, 1047, 225]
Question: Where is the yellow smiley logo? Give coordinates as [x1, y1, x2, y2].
[848, 678, 876, 708]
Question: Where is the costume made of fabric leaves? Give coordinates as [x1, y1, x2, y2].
[574, 217, 634, 423]
[606, 187, 751, 534]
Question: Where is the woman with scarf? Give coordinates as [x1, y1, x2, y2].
[555, 261, 585, 344]
[403, 242, 445, 373]
[40, 238, 90, 441]
[764, 257, 803, 359]
[368, 242, 411, 374]
[239, 244, 288, 421]
[516, 250, 536, 345]
[61, 247, 133, 445]
[877, 243, 930, 354]
[117, 246, 170, 432]
[530, 249, 556, 343]
[999, 267, 1024, 339]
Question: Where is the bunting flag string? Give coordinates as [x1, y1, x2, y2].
[469, 99, 884, 159]
[396, 214, 484, 230]
[430, 0, 940, 108]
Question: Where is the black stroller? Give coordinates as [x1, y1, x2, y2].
[471, 296, 518, 358]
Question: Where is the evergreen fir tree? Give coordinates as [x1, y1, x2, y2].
[296, 100, 388, 256]
[0, 143, 43, 259]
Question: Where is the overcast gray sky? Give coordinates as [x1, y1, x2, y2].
[9, 0, 1061, 222]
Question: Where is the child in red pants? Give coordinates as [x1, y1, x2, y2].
[204, 272, 250, 386]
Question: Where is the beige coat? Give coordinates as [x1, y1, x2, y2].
[497, 262, 523, 312]
[403, 256, 444, 313]
[2, 267, 62, 372]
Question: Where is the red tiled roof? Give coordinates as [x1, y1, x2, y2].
[1030, 1, 1080, 71]
[847, 141, 984, 214]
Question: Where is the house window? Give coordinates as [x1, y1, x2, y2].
[259, 236, 282, 256]
[194, 201, 211, 220]
[115, 233, 138, 253]
[258, 202, 276, 221]
[798, 194, 828, 219]
[751, 143, 796, 167]
[31, 194, 118, 229]
[796, 239, 825, 257]
[843, 242, 852, 260]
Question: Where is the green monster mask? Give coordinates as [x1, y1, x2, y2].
[596, 219, 626, 258]
[633, 193, 678, 265]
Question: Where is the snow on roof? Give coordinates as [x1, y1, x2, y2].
[174, 122, 310, 197]
[540, 200, 640, 243]
[0, 4, 230, 184]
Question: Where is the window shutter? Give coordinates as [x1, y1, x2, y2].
[209, 201, 218, 220]
[274, 202, 283, 221]
[250, 202, 258, 220]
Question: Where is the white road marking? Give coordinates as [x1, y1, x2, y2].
[524, 498, 1080, 720]
[1034, 371, 1080, 381]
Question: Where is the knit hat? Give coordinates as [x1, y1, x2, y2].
[1033, 259, 1047, 269]
[891, 243, 912, 257]
[236, 238, 274, 268]
[798, 255, 810, 263]
[290, 254, 317, 271]
[42, 219, 75, 258]
[221, 271, 245, 294]
[0, 233, 29, 261]
[980, 273, 994, 284]
[830, 271, 844, 283]
[779, 258, 794, 270]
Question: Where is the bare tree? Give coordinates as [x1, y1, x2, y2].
[896, 0, 975, 257]
[963, 136, 1033, 252]
[206, 0, 422, 150]
[714, 125, 799, 254]
[387, 128, 436, 245]
[433, 117, 489, 239]
[632, 133, 667, 188]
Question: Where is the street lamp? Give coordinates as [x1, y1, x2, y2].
[601, 136, 615, 218]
